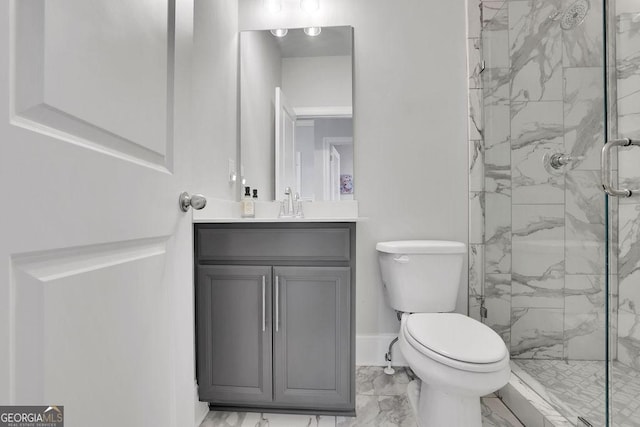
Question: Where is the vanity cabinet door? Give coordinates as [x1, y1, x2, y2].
[272, 266, 352, 409]
[196, 265, 273, 404]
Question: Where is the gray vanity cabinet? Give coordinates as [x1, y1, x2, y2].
[196, 265, 273, 404]
[273, 266, 351, 409]
[194, 223, 355, 415]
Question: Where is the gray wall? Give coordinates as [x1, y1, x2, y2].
[239, 0, 469, 337]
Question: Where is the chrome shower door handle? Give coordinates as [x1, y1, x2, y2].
[601, 138, 639, 197]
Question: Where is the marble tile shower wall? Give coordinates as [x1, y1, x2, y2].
[616, 11, 640, 370]
[466, 0, 614, 360]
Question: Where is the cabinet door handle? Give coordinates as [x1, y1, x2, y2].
[275, 276, 279, 332]
[262, 275, 266, 332]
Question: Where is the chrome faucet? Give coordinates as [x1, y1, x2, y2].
[285, 187, 294, 216]
[279, 187, 303, 218]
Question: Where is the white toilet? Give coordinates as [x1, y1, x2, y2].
[376, 240, 510, 427]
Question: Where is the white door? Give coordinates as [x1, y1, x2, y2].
[330, 146, 341, 201]
[0, 1, 201, 426]
[275, 87, 297, 199]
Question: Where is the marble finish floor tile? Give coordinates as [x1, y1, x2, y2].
[354, 366, 411, 396]
[515, 359, 640, 426]
[482, 397, 525, 427]
[200, 366, 523, 427]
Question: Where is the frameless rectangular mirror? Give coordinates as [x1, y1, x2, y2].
[240, 26, 354, 202]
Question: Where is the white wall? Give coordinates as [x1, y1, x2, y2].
[282, 55, 352, 108]
[240, 31, 282, 200]
[239, 0, 469, 363]
[192, 0, 239, 201]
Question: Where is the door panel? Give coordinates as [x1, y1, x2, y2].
[12, 0, 173, 169]
[0, 1, 199, 426]
[273, 266, 351, 409]
[196, 266, 273, 404]
[275, 87, 297, 198]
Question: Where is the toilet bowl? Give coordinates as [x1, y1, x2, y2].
[376, 241, 510, 427]
[399, 313, 510, 427]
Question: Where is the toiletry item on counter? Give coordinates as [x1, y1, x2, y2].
[252, 189, 258, 200]
[241, 186, 255, 218]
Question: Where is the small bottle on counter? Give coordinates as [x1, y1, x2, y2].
[252, 189, 258, 200]
[241, 186, 255, 218]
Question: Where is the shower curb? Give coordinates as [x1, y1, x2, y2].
[499, 362, 574, 427]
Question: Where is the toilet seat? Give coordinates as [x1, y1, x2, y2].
[403, 313, 509, 373]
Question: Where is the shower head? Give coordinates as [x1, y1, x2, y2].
[560, 0, 590, 30]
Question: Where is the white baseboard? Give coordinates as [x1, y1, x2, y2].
[194, 382, 209, 427]
[356, 334, 407, 367]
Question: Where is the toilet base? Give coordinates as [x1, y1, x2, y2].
[407, 380, 482, 427]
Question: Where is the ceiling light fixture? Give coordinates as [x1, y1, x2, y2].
[304, 27, 322, 36]
[264, 0, 282, 13]
[300, 0, 319, 13]
[270, 28, 289, 37]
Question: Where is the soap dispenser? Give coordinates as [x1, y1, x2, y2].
[241, 186, 255, 218]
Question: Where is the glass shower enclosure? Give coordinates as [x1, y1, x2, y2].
[473, 0, 640, 424]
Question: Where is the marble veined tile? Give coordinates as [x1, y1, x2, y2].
[564, 275, 606, 360]
[470, 139, 485, 192]
[470, 88, 483, 140]
[616, 14, 640, 141]
[485, 274, 512, 346]
[483, 68, 511, 106]
[200, 411, 262, 427]
[511, 307, 564, 359]
[485, 191, 511, 274]
[512, 205, 564, 308]
[260, 414, 335, 427]
[561, 0, 603, 68]
[201, 412, 335, 427]
[511, 102, 564, 204]
[618, 204, 640, 313]
[565, 171, 605, 275]
[482, 397, 524, 427]
[509, 0, 563, 102]
[468, 38, 483, 90]
[355, 366, 410, 396]
[485, 105, 511, 167]
[470, 191, 485, 245]
[618, 309, 640, 370]
[484, 105, 511, 196]
[515, 359, 640, 426]
[470, 244, 485, 302]
[483, 2, 508, 32]
[563, 68, 605, 172]
[336, 394, 414, 427]
[484, 31, 510, 70]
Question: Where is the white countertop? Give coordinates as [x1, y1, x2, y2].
[192, 198, 362, 223]
[192, 217, 361, 223]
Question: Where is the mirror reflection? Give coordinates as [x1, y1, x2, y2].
[240, 26, 353, 201]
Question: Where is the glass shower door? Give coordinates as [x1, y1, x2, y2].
[607, 2, 640, 426]
[477, 0, 612, 424]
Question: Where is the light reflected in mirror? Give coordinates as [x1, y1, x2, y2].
[240, 26, 353, 202]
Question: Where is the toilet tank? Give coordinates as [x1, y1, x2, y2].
[376, 240, 466, 313]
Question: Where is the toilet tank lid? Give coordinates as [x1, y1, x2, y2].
[376, 240, 467, 254]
